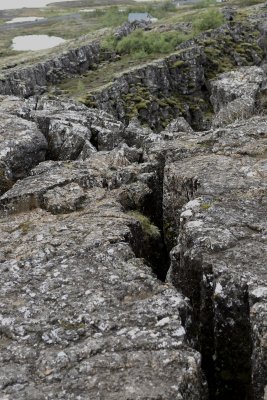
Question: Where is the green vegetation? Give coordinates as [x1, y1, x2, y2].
[201, 203, 212, 210]
[192, 8, 225, 32]
[200, 24, 263, 79]
[104, 29, 190, 57]
[127, 211, 160, 239]
[59, 320, 86, 330]
[192, 0, 216, 9]
[120, 30, 188, 55]
[18, 221, 33, 234]
[234, 0, 263, 5]
[0, 0, 176, 65]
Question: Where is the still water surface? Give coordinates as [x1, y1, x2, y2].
[12, 34, 65, 51]
[6, 17, 46, 23]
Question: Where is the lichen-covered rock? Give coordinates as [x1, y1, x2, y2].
[162, 115, 267, 399]
[0, 113, 47, 195]
[0, 158, 207, 399]
[122, 118, 154, 147]
[0, 95, 126, 163]
[210, 66, 264, 127]
[0, 8, 266, 398]
[35, 111, 96, 160]
[29, 98, 125, 154]
[0, 41, 102, 97]
[212, 95, 255, 128]
[86, 45, 207, 131]
[114, 21, 150, 40]
[210, 67, 264, 112]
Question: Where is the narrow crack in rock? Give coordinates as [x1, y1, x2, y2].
[0, 6, 267, 399]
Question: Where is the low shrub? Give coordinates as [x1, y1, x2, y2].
[115, 30, 189, 56]
[193, 8, 224, 32]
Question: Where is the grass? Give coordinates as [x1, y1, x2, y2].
[192, 0, 216, 9]
[57, 2, 225, 98]
[0, 0, 176, 65]
[1, 0, 264, 102]
[127, 211, 160, 238]
[192, 8, 224, 32]
[102, 28, 190, 57]
[0, 0, 226, 67]
[232, 0, 264, 4]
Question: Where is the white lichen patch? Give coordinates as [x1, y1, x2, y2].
[251, 286, 267, 300]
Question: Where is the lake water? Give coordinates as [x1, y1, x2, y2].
[6, 17, 46, 23]
[12, 35, 65, 51]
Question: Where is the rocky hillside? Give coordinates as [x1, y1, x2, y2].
[0, 2, 266, 400]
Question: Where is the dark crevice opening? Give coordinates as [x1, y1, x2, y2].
[126, 157, 170, 282]
[90, 131, 99, 151]
[169, 248, 254, 400]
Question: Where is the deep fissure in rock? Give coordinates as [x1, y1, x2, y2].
[172, 250, 254, 400]
[135, 141, 255, 399]
[126, 157, 170, 282]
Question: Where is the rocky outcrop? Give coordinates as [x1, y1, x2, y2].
[158, 116, 267, 399]
[83, 21, 265, 131]
[0, 14, 265, 132]
[0, 5, 267, 399]
[1, 63, 266, 398]
[114, 21, 151, 40]
[32, 106, 124, 157]
[0, 41, 103, 97]
[0, 192, 207, 399]
[0, 112, 47, 195]
[85, 45, 209, 131]
[210, 66, 265, 127]
[0, 95, 208, 399]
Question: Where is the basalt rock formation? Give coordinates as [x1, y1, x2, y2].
[0, 41, 103, 97]
[0, 3, 267, 400]
[81, 17, 267, 131]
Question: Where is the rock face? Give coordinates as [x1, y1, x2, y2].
[0, 6, 267, 399]
[0, 193, 206, 399]
[0, 41, 103, 97]
[83, 21, 265, 130]
[0, 96, 207, 399]
[160, 116, 267, 399]
[85, 46, 209, 131]
[210, 66, 265, 127]
[0, 112, 47, 195]
[0, 15, 265, 132]
[1, 75, 267, 399]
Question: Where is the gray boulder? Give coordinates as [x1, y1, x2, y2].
[210, 66, 264, 113]
[0, 113, 47, 195]
[210, 66, 264, 127]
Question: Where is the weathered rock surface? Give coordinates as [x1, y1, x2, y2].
[210, 66, 264, 113]
[0, 5, 267, 399]
[0, 146, 207, 399]
[84, 20, 265, 130]
[210, 66, 265, 127]
[161, 116, 267, 399]
[1, 82, 266, 398]
[0, 41, 102, 97]
[114, 21, 151, 40]
[85, 45, 208, 131]
[0, 112, 47, 195]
